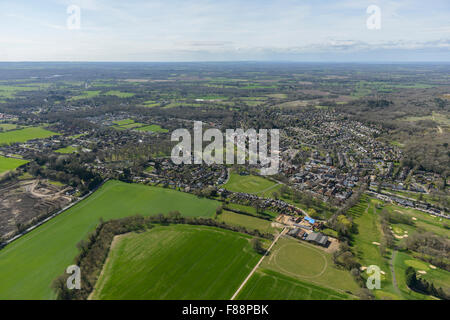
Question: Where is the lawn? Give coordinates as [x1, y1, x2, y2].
[90, 224, 261, 299]
[0, 156, 29, 174]
[224, 173, 279, 195]
[237, 269, 351, 300]
[217, 210, 276, 234]
[0, 180, 219, 299]
[0, 127, 59, 145]
[261, 237, 359, 295]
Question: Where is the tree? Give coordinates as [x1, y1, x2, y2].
[251, 238, 264, 254]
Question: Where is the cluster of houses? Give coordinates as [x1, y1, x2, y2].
[279, 215, 330, 247]
[222, 190, 305, 216]
[141, 159, 227, 190]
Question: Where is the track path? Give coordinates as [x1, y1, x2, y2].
[230, 227, 287, 300]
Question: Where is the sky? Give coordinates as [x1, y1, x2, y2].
[0, 0, 449, 62]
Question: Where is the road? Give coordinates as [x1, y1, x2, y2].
[230, 227, 287, 300]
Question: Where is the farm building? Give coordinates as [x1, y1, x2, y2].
[305, 232, 329, 247]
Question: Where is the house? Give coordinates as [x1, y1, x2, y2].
[305, 232, 329, 247]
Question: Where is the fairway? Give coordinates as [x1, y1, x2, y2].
[224, 173, 280, 195]
[0, 156, 29, 174]
[91, 224, 261, 299]
[0, 127, 59, 145]
[0, 180, 219, 299]
[237, 269, 350, 300]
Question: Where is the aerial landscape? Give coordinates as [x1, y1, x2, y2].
[0, 0, 448, 310]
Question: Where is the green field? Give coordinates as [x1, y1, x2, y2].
[0, 127, 59, 145]
[0, 123, 19, 131]
[55, 146, 77, 154]
[135, 124, 168, 133]
[224, 173, 280, 196]
[217, 210, 276, 234]
[0, 156, 29, 174]
[237, 269, 351, 300]
[104, 90, 135, 98]
[0, 85, 46, 99]
[112, 119, 135, 126]
[261, 237, 359, 295]
[70, 90, 102, 100]
[91, 224, 261, 299]
[0, 180, 219, 299]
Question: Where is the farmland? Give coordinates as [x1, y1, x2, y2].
[0, 127, 59, 145]
[91, 224, 261, 299]
[0, 180, 219, 299]
[0, 156, 29, 174]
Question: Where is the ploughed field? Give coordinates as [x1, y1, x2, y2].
[0, 180, 219, 299]
[91, 224, 261, 299]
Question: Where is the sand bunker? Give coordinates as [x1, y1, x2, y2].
[418, 270, 427, 274]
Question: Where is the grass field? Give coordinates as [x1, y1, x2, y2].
[0, 156, 29, 174]
[70, 90, 102, 100]
[0, 180, 219, 299]
[54, 146, 77, 154]
[0, 123, 19, 131]
[261, 237, 359, 295]
[0, 127, 59, 145]
[112, 119, 135, 126]
[104, 90, 135, 98]
[91, 224, 261, 299]
[135, 124, 168, 133]
[237, 269, 351, 300]
[224, 173, 280, 196]
[217, 210, 276, 234]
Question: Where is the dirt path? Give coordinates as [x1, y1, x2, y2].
[389, 250, 402, 297]
[230, 227, 287, 300]
[255, 181, 281, 195]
